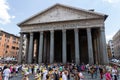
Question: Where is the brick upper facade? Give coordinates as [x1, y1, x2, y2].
[0, 30, 20, 59]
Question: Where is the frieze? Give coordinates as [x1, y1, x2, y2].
[21, 19, 104, 32]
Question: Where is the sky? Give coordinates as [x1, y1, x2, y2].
[0, 0, 120, 43]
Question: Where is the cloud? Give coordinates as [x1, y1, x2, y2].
[103, 0, 120, 4]
[0, 27, 4, 30]
[11, 16, 15, 19]
[106, 32, 116, 43]
[0, 0, 15, 24]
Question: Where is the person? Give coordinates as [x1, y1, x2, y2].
[3, 66, 11, 80]
[15, 65, 19, 76]
[34, 70, 41, 80]
[62, 71, 67, 80]
[89, 65, 95, 78]
[86, 64, 89, 74]
[59, 66, 63, 72]
[94, 65, 98, 78]
[112, 66, 118, 80]
[22, 73, 29, 80]
[118, 66, 120, 79]
[0, 72, 2, 80]
[42, 68, 48, 80]
[81, 63, 85, 71]
[99, 65, 104, 79]
[54, 69, 59, 80]
[46, 74, 51, 80]
[105, 70, 112, 80]
[70, 73, 74, 80]
[78, 71, 84, 80]
[59, 75, 62, 80]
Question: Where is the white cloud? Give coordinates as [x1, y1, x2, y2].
[0, 27, 4, 30]
[106, 32, 116, 43]
[0, 0, 15, 24]
[103, 0, 120, 4]
[11, 16, 15, 19]
[106, 34, 113, 42]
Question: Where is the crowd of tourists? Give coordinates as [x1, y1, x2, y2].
[0, 63, 120, 80]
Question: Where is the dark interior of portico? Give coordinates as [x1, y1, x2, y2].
[66, 30, 75, 63]
[32, 32, 40, 63]
[43, 31, 50, 63]
[54, 30, 62, 62]
[79, 29, 88, 64]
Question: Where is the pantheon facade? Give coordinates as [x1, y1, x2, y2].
[18, 4, 109, 64]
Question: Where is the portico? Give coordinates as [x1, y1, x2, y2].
[18, 4, 109, 64]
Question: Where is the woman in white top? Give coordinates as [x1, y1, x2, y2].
[42, 69, 48, 80]
[3, 66, 11, 80]
[112, 66, 118, 80]
[78, 72, 84, 80]
[62, 72, 67, 80]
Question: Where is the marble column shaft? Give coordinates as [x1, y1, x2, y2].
[18, 33, 23, 64]
[94, 38, 98, 64]
[50, 30, 54, 63]
[100, 27, 109, 64]
[25, 35, 29, 63]
[38, 32, 43, 64]
[62, 30, 67, 64]
[96, 35, 101, 64]
[74, 28, 80, 64]
[28, 32, 33, 64]
[43, 34, 47, 63]
[87, 28, 94, 65]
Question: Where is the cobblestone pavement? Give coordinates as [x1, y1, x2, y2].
[9, 72, 120, 80]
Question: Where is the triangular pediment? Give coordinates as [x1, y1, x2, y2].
[18, 4, 107, 26]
